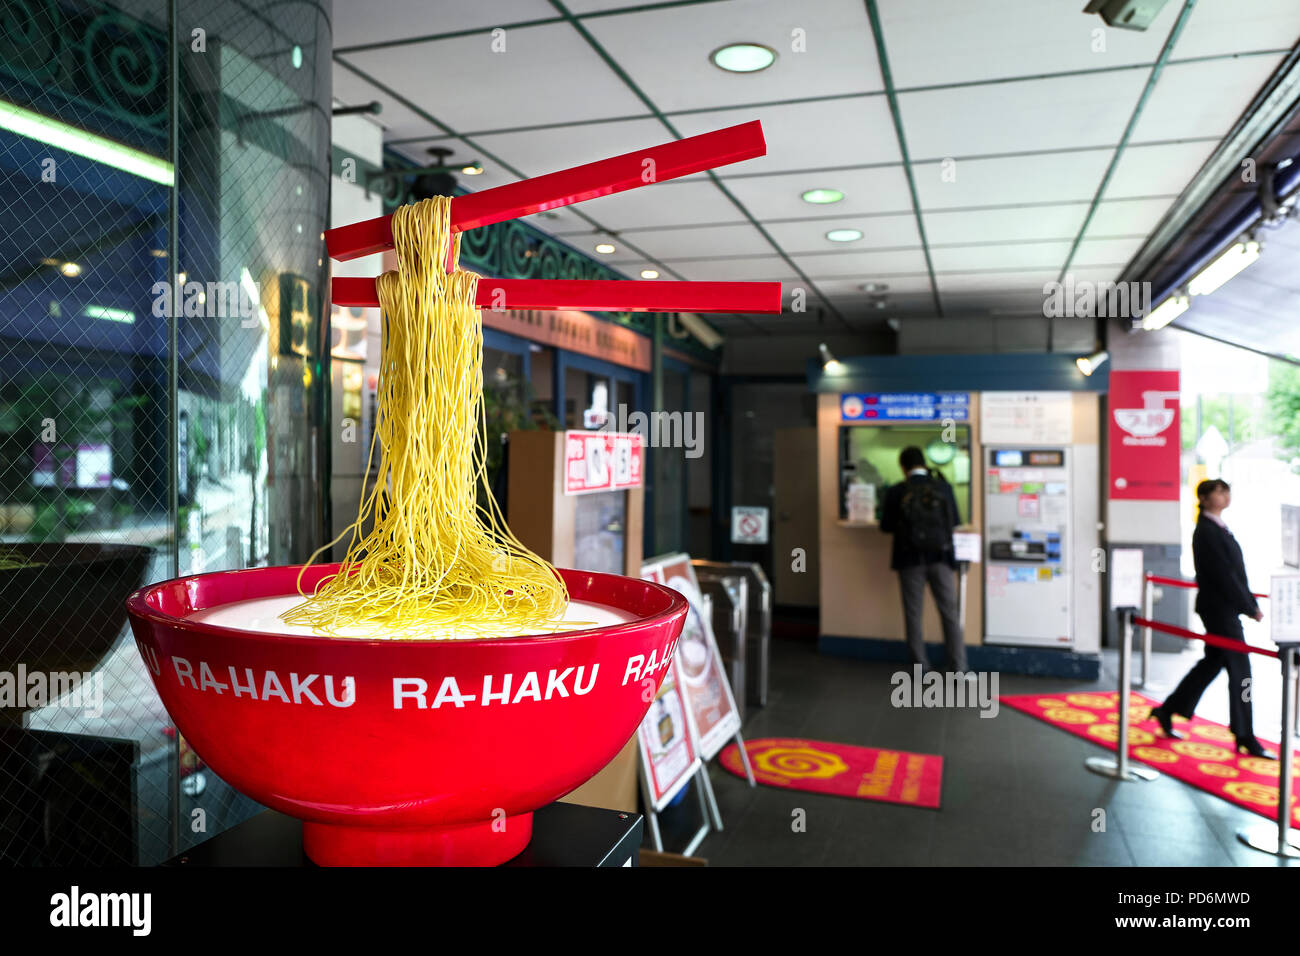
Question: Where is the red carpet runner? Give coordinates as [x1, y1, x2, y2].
[1003, 690, 1300, 824]
[719, 737, 943, 809]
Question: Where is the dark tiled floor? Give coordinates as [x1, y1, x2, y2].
[685, 638, 1299, 867]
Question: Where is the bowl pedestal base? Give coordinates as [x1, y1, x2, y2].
[302, 812, 533, 866]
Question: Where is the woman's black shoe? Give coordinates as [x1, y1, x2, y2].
[1151, 705, 1184, 740]
[1236, 739, 1277, 760]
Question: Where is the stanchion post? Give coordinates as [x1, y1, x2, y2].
[1140, 576, 1153, 688]
[1279, 647, 1295, 854]
[1117, 608, 1132, 778]
[1294, 661, 1299, 737]
[1085, 606, 1158, 782]
[1236, 646, 1300, 857]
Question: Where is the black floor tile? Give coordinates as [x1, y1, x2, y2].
[693, 636, 1284, 867]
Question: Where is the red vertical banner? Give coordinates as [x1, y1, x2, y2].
[1108, 370, 1181, 500]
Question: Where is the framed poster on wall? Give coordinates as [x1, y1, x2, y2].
[641, 553, 743, 760]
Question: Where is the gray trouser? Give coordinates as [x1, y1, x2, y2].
[898, 562, 967, 672]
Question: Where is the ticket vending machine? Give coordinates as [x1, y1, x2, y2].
[984, 447, 1073, 647]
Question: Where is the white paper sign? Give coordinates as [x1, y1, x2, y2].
[1110, 548, 1144, 609]
[730, 506, 769, 545]
[953, 531, 981, 564]
[1271, 574, 1300, 645]
[981, 392, 1074, 445]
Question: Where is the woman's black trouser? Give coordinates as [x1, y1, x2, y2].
[1163, 610, 1256, 744]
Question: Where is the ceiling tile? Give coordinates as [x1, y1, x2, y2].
[935, 243, 1066, 273]
[766, 214, 920, 252]
[550, 180, 743, 231]
[930, 242, 1071, 273]
[331, 0, 1300, 332]
[674, 97, 902, 171]
[1129, 55, 1287, 143]
[877, 0, 1171, 89]
[342, 23, 649, 133]
[615, 223, 773, 260]
[721, 165, 913, 220]
[1103, 140, 1218, 198]
[332, 60, 439, 140]
[830, 291, 936, 315]
[815, 275, 935, 296]
[913, 150, 1111, 209]
[668, 257, 797, 281]
[334, 0, 553, 51]
[1062, 266, 1137, 289]
[1170, 0, 1300, 59]
[1086, 196, 1176, 237]
[935, 269, 1057, 292]
[935, 292, 1048, 317]
[469, 117, 672, 178]
[923, 204, 1088, 245]
[581, 0, 880, 112]
[1069, 235, 1148, 270]
[898, 70, 1148, 159]
[791, 248, 929, 278]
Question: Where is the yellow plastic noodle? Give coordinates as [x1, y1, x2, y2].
[281, 196, 572, 638]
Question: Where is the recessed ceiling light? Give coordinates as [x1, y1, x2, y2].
[801, 188, 843, 204]
[826, 229, 862, 243]
[859, 282, 888, 293]
[640, 269, 659, 279]
[710, 43, 777, 73]
[59, 261, 82, 277]
[461, 164, 483, 176]
[595, 243, 616, 255]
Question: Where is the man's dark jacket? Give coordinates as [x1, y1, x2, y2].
[879, 471, 959, 571]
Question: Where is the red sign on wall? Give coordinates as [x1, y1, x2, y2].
[1108, 370, 1181, 501]
[563, 430, 644, 495]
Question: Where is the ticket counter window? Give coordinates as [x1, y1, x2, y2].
[838, 425, 972, 523]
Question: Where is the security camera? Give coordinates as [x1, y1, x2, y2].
[1083, 0, 1171, 31]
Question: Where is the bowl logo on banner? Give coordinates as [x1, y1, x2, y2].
[1108, 371, 1180, 500]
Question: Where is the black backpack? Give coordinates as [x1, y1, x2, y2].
[900, 474, 952, 554]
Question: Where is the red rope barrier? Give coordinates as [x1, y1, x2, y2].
[1143, 573, 1268, 600]
[1132, 616, 1278, 659]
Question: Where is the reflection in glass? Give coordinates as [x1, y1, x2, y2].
[0, 0, 331, 863]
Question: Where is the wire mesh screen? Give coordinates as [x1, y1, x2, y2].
[0, 0, 331, 864]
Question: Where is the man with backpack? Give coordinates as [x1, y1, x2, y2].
[879, 445, 968, 674]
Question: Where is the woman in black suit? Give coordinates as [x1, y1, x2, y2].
[1150, 479, 1275, 759]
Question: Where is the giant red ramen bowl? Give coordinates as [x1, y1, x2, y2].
[125, 564, 687, 866]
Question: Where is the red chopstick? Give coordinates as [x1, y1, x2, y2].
[332, 277, 782, 314]
[325, 121, 766, 261]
